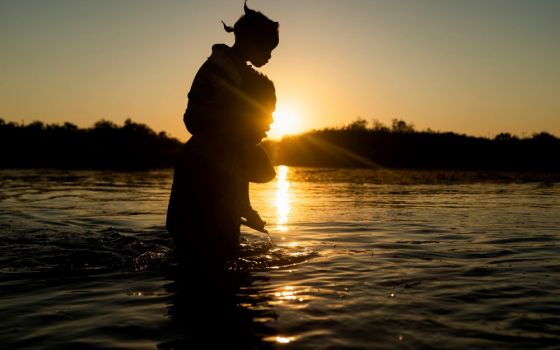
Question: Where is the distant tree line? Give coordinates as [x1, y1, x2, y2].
[1, 118, 559, 171]
[0, 118, 182, 169]
[262, 118, 560, 171]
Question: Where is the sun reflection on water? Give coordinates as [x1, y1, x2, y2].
[271, 285, 311, 306]
[276, 336, 295, 344]
[275, 286, 297, 300]
[264, 335, 296, 344]
[275, 165, 291, 232]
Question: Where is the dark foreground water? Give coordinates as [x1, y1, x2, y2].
[1, 168, 559, 350]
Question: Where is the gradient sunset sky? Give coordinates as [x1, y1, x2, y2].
[1, 0, 559, 140]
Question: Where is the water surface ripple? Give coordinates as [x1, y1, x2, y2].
[1, 168, 559, 349]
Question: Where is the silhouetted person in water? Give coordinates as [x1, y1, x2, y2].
[167, 3, 279, 269]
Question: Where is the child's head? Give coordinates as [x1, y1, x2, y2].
[223, 2, 279, 67]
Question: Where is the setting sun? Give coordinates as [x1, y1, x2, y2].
[268, 103, 300, 139]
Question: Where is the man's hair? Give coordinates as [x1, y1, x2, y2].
[241, 68, 276, 115]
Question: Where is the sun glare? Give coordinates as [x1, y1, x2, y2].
[268, 103, 300, 139]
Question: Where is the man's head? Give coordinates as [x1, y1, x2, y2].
[240, 69, 276, 142]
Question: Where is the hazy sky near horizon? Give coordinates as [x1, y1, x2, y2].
[1, 0, 559, 140]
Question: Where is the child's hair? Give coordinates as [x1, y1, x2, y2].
[222, 2, 279, 50]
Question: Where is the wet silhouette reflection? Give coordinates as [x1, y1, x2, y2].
[159, 262, 278, 350]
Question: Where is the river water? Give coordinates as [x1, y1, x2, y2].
[1, 167, 559, 349]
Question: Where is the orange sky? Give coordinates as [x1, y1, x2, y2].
[1, 0, 559, 140]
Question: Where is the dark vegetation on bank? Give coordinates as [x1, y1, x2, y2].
[0, 119, 181, 169]
[263, 119, 560, 171]
[1, 118, 559, 171]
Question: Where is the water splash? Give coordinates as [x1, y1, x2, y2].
[0, 225, 173, 273]
[0, 223, 316, 274]
[227, 234, 318, 271]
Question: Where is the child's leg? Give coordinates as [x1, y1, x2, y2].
[245, 144, 275, 183]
